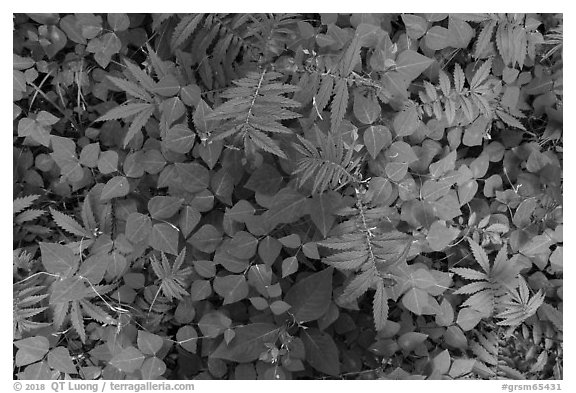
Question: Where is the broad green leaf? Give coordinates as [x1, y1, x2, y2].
[367, 176, 394, 205]
[193, 260, 216, 278]
[125, 212, 152, 244]
[426, 26, 452, 50]
[449, 358, 477, 378]
[59, 15, 86, 44]
[123, 151, 145, 178]
[385, 141, 419, 164]
[398, 331, 428, 352]
[431, 349, 451, 375]
[154, 74, 181, 97]
[520, 233, 554, 257]
[148, 196, 183, 220]
[198, 311, 231, 338]
[301, 328, 340, 376]
[149, 223, 179, 256]
[393, 105, 420, 136]
[193, 99, 218, 135]
[190, 279, 212, 301]
[211, 169, 234, 205]
[421, 179, 452, 201]
[309, 191, 342, 238]
[470, 153, 490, 178]
[18, 361, 58, 380]
[385, 162, 408, 182]
[40, 242, 79, 277]
[215, 249, 250, 273]
[76, 14, 102, 39]
[179, 206, 201, 238]
[78, 254, 110, 284]
[250, 297, 269, 310]
[429, 192, 462, 220]
[429, 150, 457, 178]
[435, 298, 455, 327]
[363, 125, 392, 159]
[14, 336, 50, 367]
[353, 92, 380, 124]
[402, 287, 435, 315]
[458, 179, 478, 206]
[97, 150, 119, 174]
[180, 84, 201, 107]
[228, 231, 258, 259]
[258, 236, 282, 266]
[188, 224, 222, 253]
[449, 16, 474, 49]
[175, 162, 210, 193]
[142, 149, 166, 174]
[211, 323, 280, 363]
[427, 220, 460, 251]
[282, 257, 298, 278]
[213, 274, 249, 304]
[284, 267, 333, 323]
[197, 140, 223, 170]
[402, 14, 428, 39]
[263, 188, 308, 229]
[269, 300, 291, 315]
[244, 163, 283, 194]
[47, 347, 76, 374]
[100, 176, 130, 201]
[227, 200, 255, 223]
[174, 296, 195, 324]
[164, 124, 195, 154]
[137, 330, 164, 355]
[107, 13, 130, 32]
[456, 307, 483, 331]
[394, 50, 433, 82]
[141, 357, 166, 379]
[109, 346, 145, 373]
[50, 136, 83, 181]
[13, 53, 35, 70]
[50, 276, 87, 304]
[549, 246, 562, 273]
[444, 325, 468, 350]
[160, 97, 185, 129]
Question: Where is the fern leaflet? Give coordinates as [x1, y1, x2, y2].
[318, 192, 412, 331]
[292, 125, 362, 194]
[207, 69, 300, 158]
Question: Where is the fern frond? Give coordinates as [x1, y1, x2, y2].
[318, 192, 412, 331]
[171, 13, 205, 51]
[208, 70, 300, 158]
[293, 126, 361, 194]
[331, 79, 349, 133]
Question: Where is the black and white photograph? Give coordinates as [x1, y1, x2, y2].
[11, 7, 565, 388]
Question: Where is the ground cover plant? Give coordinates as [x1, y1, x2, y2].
[13, 13, 562, 380]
